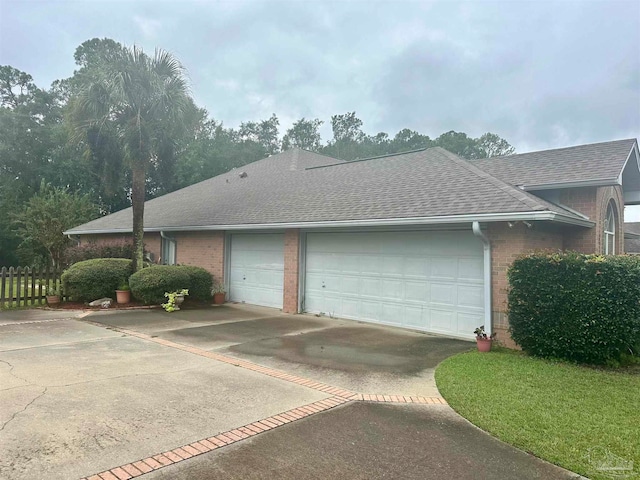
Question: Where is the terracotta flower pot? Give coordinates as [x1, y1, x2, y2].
[115, 290, 131, 304]
[213, 292, 225, 304]
[46, 295, 60, 305]
[476, 338, 493, 352]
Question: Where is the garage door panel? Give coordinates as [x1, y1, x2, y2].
[230, 234, 284, 309]
[305, 231, 484, 339]
[430, 309, 455, 332]
[430, 258, 457, 280]
[431, 283, 456, 306]
[459, 258, 484, 281]
[458, 285, 484, 309]
[405, 280, 428, 303]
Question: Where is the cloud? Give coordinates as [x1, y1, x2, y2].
[133, 15, 162, 40]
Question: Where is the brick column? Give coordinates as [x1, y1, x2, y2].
[174, 231, 225, 282]
[283, 229, 301, 314]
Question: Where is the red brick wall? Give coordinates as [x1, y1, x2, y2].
[173, 231, 225, 282]
[560, 185, 624, 253]
[283, 229, 300, 313]
[487, 222, 564, 348]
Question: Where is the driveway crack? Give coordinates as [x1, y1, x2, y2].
[0, 359, 35, 388]
[0, 387, 47, 434]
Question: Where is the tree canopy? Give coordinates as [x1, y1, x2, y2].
[0, 37, 516, 267]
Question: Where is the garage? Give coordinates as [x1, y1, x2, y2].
[229, 233, 285, 308]
[304, 231, 484, 339]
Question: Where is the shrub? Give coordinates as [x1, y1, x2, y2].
[508, 252, 640, 365]
[62, 258, 133, 302]
[175, 265, 213, 301]
[129, 265, 212, 304]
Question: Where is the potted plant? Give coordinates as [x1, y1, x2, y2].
[46, 285, 62, 305]
[212, 283, 226, 305]
[474, 325, 496, 352]
[162, 289, 189, 312]
[115, 281, 131, 304]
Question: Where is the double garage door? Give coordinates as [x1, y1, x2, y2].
[229, 231, 484, 338]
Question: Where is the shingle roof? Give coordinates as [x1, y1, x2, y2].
[66, 147, 590, 234]
[474, 139, 637, 189]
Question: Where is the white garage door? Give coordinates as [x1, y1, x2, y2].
[229, 234, 284, 308]
[304, 231, 484, 339]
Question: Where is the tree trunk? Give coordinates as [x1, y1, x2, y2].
[131, 162, 146, 272]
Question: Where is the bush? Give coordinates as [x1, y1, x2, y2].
[508, 252, 640, 365]
[62, 241, 135, 267]
[176, 265, 213, 301]
[129, 265, 213, 304]
[62, 258, 133, 302]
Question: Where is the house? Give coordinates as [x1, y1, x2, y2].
[65, 138, 640, 346]
[624, 222, 640, 253]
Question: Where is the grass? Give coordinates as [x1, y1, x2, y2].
[435, 349, 640, 479]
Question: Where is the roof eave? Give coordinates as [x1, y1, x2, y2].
[63, 210, 594, 236]
[520, 178, 621, 191]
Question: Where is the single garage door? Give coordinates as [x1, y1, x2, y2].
[229, 234, 284, 308]
[304, 231, 484, 339]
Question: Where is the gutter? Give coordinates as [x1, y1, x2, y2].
[472, 222, 492, 335]
[63, 210, 595, 236]
[67, 234, 81, 246]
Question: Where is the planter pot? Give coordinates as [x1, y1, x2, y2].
[175, 294, 185, 306]
[213, 292, 225, 304]
[115, 290, 131, 304]
[476, 338, 493, 352]
[46, 295, 60, 305]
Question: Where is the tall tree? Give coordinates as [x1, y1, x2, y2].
[71, 46, 191, 271]
[477, 132, 516, 157]
[239, 113, 280, 156]
[13, 182, 99, 267]
[281, 117, 323, 151]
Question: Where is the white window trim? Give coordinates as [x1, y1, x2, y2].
[604, 203, 616, 255]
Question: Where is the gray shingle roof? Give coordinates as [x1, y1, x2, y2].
[474, 139, 637, 188]
[66, 147, 590, 234]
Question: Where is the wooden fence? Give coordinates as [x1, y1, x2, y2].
[0, 266, 63, 308]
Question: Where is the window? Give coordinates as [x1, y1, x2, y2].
[604, 202, 616, 255]
[161, 235, 177, 265]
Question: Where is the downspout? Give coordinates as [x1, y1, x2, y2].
[472, 222, 492, 334]
[67, 234, 81, 246]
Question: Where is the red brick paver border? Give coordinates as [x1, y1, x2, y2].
[78, 318, 448, 479]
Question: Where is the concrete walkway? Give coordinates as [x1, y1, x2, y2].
[0, 305, 579, 479]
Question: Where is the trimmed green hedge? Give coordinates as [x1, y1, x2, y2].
[129, 265, 213, 304]
[62, 258, 133, 302]
[508, 252, 640, 365]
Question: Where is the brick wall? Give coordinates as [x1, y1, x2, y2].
[487, 222, 564, 348]
[560, 185, 624, 253]
[173, 231, 225, 282]
[283, 229, 300, 313]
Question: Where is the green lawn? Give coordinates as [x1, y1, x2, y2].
[435, 349, 639, 480]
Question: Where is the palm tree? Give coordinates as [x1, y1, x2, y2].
[73, 45, 190, 271]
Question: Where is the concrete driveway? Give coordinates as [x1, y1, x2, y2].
[0, 305, 578, 480]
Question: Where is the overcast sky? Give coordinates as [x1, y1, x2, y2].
[2, 0, 640, 216]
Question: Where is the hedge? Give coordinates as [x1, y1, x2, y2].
[61, 258, 133, 302]
[129, 265, 213, 304]
[508, 252, 640, 365]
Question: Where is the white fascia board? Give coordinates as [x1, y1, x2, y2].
[617, 142, 640, 185]
[520, 178, 620, 191]
[63, 210, 595, 236]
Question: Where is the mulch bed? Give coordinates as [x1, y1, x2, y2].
[45, 300, 217, 311]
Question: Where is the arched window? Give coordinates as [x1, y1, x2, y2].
[604, 202, 616, 255]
